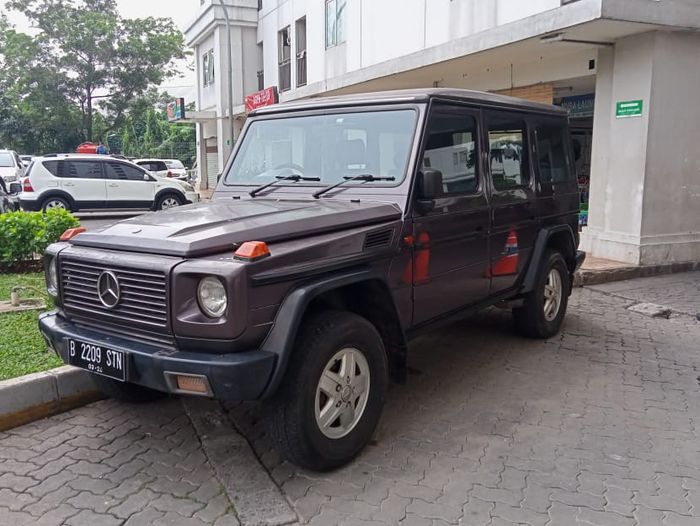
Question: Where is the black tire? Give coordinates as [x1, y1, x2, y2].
[41, 196, 71, 212]
[513, 249, 570, 339]
[91, 375, 166, 404]
[266, 310, 389, 471]
[155, 193, 183, 211]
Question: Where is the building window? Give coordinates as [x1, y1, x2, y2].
[257, 43, 264, 90]
[295, 17, 307, 87]
[278, 26, 291, 92]
[202, 49, 215, 87]
[325, 0, 346, 48]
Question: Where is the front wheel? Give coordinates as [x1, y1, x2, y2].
[513, 250, 570, 339]
[266, 311, 388, 471]
[155, 193, 183, 211]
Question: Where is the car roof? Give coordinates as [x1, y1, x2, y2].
[250, 88, 567, 117]
[36, 154, 137, 163]
[134, 158, 167, 163]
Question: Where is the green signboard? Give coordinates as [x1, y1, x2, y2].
[616, 100, 643, 118]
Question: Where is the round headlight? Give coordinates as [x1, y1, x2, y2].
[197, 277, 227, 318]
[47, 257, 58, 297]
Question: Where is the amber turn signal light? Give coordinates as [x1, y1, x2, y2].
[234, 241, 271, 262]
[60, 227, 87, 241]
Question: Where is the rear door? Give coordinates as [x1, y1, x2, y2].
[105, 161, 155, 209]
[412, 101, 491, 325]
[485, 110, 538, 294]
[59, 160, 107, 209]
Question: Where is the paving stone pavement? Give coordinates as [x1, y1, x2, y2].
[0, 399, 241, 526]
[225, 280, 700, 525]
[589, 271, 700, 317]
[1, 274, 699, 525]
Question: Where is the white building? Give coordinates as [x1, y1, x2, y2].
[184, 0, 700, 266]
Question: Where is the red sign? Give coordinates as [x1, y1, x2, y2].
[245, 87, 279, 112]
[76, 142, 98, 154]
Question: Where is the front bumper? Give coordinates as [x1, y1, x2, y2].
[39, 311, 276, 400]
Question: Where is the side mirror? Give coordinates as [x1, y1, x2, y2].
[9, 182, 21, 195]
[416, 169, 443, 214]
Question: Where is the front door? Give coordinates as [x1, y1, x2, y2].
[412, 102, 491, 325]
[485, 110, 538, 294]
[105, 161, 156, 209]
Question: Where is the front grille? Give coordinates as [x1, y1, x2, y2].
[60, 258, 169, 335]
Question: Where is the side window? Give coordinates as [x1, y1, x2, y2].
[65, 161, 103, 179]
[43, 161, 61, 177]
[105, 162, 147, 181]
[536, 123, 572, 183]
[155, 162, 168, 172]
[487, 114, 528, 191]
[421, 104, 479, 195]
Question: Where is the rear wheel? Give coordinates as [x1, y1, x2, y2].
[91, 375, 165, 404]
[266, 311, 388, 471]
[513, 250, 570, 339]
[42, 196, 71, 212]
[155, 193, 183, 211]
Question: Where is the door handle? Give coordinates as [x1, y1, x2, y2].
[108, 183, 119, 188]
[64, 183, 75, 187]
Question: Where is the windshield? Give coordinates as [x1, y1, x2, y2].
[0, 153, 15, 168]
[225, 109, 417, 187]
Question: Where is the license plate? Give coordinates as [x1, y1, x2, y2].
[68, 339, 126, 381]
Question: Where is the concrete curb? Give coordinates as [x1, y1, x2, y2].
[183, 398, 298, 526]
[574, 261, 700, 287]
[0, 366, 103, 432]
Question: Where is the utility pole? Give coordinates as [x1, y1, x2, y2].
[218, 0, 235, 153]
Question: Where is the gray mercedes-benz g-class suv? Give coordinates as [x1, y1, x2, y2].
[41, 89, 585, 470]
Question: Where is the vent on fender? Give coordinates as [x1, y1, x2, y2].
[363, 229, 393, 250]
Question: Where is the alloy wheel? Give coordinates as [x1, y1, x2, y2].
[314, 348, 370, 440]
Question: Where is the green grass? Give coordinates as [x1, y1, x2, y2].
[0, 273, 62, 381]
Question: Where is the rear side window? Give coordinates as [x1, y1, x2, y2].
[42, 161, 61, 177]
[536, 123, 573, 183]
[65, 161, 103, 179]
[487, 114, 528, 191]
[105, 162, 147, 181]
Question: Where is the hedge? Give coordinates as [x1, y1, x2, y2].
[0, 209, 79, 271]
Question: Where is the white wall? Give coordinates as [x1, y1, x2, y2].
[257, 0, 564, 96]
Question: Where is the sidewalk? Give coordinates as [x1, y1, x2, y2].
[575, 255, 700, 287]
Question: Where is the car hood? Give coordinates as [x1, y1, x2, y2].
[70, 198, 402, 257]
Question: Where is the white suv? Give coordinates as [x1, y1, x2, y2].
[19, 154, 199, 212]
[0, 150, 25, 184]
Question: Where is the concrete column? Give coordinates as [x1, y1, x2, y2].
[581, 31, 700, 265]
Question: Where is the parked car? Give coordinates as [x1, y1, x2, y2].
[165, 159, 188, 179]
[41, 89, 584, 471]
[0, 150, 25, 184]
[0, 179, 21, 213]
[134, 158, 188, 181]
[20, 154, 199, 212]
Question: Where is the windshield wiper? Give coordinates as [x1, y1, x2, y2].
[249, 175, 320, 198]
[312, 174, 396, 199]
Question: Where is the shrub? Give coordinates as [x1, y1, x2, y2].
[0, 209, 79, 266]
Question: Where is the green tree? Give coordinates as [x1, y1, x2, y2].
[7, 0, 186, 142]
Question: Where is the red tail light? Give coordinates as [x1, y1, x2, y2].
[23, 179, 34, 192]
[167, 171, 173, 178]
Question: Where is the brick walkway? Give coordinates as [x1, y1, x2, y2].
[1, 273, 699, 525]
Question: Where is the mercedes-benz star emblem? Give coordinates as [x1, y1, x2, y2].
[97, 271, 121, 309]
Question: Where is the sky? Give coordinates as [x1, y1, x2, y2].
[1, 0, 198, 99]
